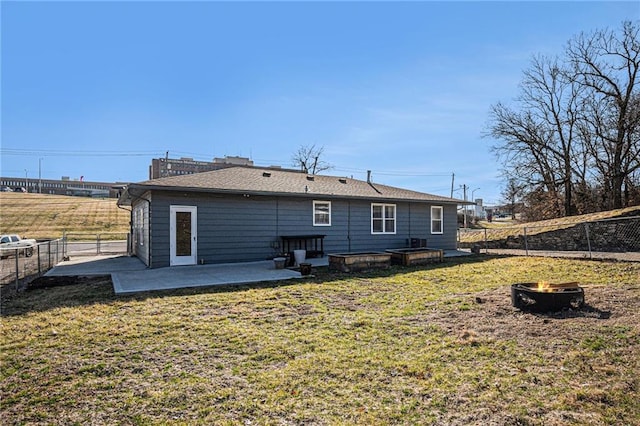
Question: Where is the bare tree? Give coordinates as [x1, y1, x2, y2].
[567, 20, 640, 209]
[291, 144, 332, 174]
[486, 21, 639, 218]
[487, 54, 583, 217]
[501, 178, 524, 220]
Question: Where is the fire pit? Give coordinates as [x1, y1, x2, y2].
[511, 281, 584, 312]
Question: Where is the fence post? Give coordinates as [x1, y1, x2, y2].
[97, 234, 101, 255]
[37, 243, 41, 276]
[484, 228, 488, 254]
[524, 226, 529, 256]
[14, 249, 19, 289]
[584, 222, 592, 259]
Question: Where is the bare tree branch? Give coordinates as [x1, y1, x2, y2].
[291, 144, 333, 174]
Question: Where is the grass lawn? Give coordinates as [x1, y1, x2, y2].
[2, 256, 639, 425]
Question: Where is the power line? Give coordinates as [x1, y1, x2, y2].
[1, 148, 162, 157]
[3, 148, 460, 186]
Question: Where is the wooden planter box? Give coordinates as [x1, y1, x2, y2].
[328, 252, 391, 272]
[386, 248, 444, 266]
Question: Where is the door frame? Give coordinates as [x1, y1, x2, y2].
[170, 205, 197, 266]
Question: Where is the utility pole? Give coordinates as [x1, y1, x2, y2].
[450, 172, 455, 198]
[461, 184, 468, 228]
[38, 158, 43, 193]
[471, 187, 480, 223]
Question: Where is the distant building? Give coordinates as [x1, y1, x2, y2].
[149, 155, 254, 179]
[0, 176, 125, 198]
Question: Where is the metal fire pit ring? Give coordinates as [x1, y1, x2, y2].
[511, 282, 585, 312]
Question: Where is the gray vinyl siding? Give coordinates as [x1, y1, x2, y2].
[131, 195, 150, 267]
[143, 190, 459, 268]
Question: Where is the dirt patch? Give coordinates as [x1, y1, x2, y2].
[0, 275, 113, 312]
[418, 284, 640, 344]
[408, 284, 640, 425]
[26, 275, 112, 291]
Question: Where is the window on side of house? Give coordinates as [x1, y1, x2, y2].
[313, 201, 331, 226]
[371, 203, 396, 234]
[431, 206, 443, 234]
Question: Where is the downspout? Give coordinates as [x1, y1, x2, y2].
[116, 202, 132, 255]
[348, 200, 352, 252]
[123, 187, 152, 267]
[408, 203, 411, 244]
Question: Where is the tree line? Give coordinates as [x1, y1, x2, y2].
[487, 21, 639, 220]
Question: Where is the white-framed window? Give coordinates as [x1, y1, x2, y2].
[431, 206, 443, 234]
[371, 203, 396, 234]
[313, 200, 331, 226]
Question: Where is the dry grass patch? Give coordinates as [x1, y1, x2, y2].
[460, 205, 640, 244]
[1, 256, 639, 425]
[0, 193, 128, 239]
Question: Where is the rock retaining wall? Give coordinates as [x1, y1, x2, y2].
[463, 217, 640, 253]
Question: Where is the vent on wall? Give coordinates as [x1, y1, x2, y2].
[263, 172, 271, 177]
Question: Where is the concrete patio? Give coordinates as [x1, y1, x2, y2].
[46, 255, 330, 294]
[46, 251, 469, 295]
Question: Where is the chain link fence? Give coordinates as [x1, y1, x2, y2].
[1, 233, 130, 291]
[458, 215, 640, 261]
[63, 232, 130, 257]
[1, 238, 65, 289]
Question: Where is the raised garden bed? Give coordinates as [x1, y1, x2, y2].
[328, 252, 391, 272]
[385, 248, 444, 266]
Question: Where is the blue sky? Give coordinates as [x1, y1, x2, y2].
[2, 1, 638, 205]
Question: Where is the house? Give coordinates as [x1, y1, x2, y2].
[117, 166, 467, 268]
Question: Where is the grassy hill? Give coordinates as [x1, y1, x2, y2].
[480, 205, 640, 229]
[460, 205, 640, 244]
[0, 193, 129, 239]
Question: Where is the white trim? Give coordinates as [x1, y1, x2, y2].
[313, 200, 332, 226]
[371, 203, 396, 234]
[170, 205, 197, 266]
[431, 206, 443, 234]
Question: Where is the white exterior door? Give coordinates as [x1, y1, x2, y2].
[170, 205, 197, 266]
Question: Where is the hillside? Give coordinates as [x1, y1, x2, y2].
[482, 205, 640, 229]
[0, 193, 129, 239]
[460, 205, 640, 245]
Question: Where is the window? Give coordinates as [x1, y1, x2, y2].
[313, 201, 331, 226]
[431, 206, 443, 234]
[371, 203, 396, 234]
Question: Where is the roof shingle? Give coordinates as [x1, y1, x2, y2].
[125, 166, 465, 204]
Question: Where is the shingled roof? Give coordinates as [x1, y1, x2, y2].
[120, 166, 465, 205]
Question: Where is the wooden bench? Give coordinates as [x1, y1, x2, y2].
[280, 234, 326, 259]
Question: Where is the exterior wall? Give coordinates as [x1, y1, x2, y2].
[144, 190, 459, 268]
[131, 194, 151, 266]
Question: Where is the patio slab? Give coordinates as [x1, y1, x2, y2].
[44, 251, 469, 295]
[111, 260, 304, 294]
[45, 255, 147, 276]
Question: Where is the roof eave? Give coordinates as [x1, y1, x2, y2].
[123, 183, 464, 204]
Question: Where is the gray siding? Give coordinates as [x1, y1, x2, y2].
[143, 190, 459, 268]
[131, 195, 150, 266]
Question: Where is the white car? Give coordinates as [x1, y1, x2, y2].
[0, 234, 37, 258]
